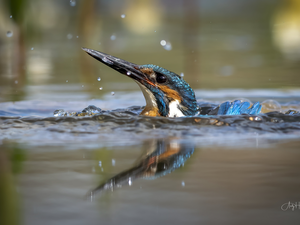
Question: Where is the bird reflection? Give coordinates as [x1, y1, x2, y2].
[88, 139, 194, 200]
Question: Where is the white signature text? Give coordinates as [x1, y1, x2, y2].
[281, 201, 300, 211]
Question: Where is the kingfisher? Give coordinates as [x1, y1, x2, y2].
[82, 48, 262, 117]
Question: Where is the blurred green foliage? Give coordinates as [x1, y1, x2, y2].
[4, 0, 27, 24]
[0, 145, 23, 225]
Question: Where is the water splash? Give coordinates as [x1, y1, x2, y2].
[53, 109, 67, 117]
[261, 99, 281, 113]
[97, 77, 101, 81]
[121, 14, 126, 18]
[99, 87, 103, 90]
[53, 105, 102, 117]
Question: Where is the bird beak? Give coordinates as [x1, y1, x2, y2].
[82, 48, 154, 86]
[87, 163, 145, 199]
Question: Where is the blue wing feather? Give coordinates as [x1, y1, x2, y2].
[249, 102, 261, 115]
[239, 102, 251, 114]
[217, 101, 230, 115]
[217, 101, 261, 115]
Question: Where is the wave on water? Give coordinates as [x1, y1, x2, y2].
[0, 89, 299, 148]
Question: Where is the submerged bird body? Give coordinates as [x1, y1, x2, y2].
[82, 48, 262, 117]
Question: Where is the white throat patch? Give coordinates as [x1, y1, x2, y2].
[168, 100, 185, 117]
[136, 82, 158, 111]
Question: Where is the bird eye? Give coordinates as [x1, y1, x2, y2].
[156, 162, 168, 172]
[156, 74, 167, 83]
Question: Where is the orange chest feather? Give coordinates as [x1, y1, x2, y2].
[140, 107, 161, 117]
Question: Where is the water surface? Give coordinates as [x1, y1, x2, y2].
[1, 1, 300, 224]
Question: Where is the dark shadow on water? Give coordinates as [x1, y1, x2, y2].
[87, 139, 194, 201]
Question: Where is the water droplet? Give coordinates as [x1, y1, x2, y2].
[53, 109, 66, 117]
[76, 36, 79, 38]
[254, 116, 262, 121]
[111, 92, 115, 96]
[66, 80, 68, 83]
[110, 34, 116, 41]
[128, 177, 132, 186]
[82, 85, 84, 88]
[249, 116, 262, 122]
[121, 14, 126, 18]
[181, 181, 185, 187]
[70, 0, 76, 7]
[92, 167, 95, 173]
[160, 40, 172, 51]
[102, 57, 113, 65]
[67, 34, 73, 39]
[15, 80, 18, 84]
[160, 40, 166, 46]
[31, 47, 34, 51]
[180, 72, 184, 77]
[10, 15, 12, 19]
[261, 99, 281, 113]
[98, 161, 102, 167]
[99, 87, 103, 90]
[97, 77, 101, 81]
[127, 71, 131, 76]
[154, 30, 157, 32]
[112, 159, 116, 166]
[98, 42, 101, 45]
[6, 31, 13, 37]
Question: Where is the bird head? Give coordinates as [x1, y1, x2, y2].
[82, 48, 199, 117]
